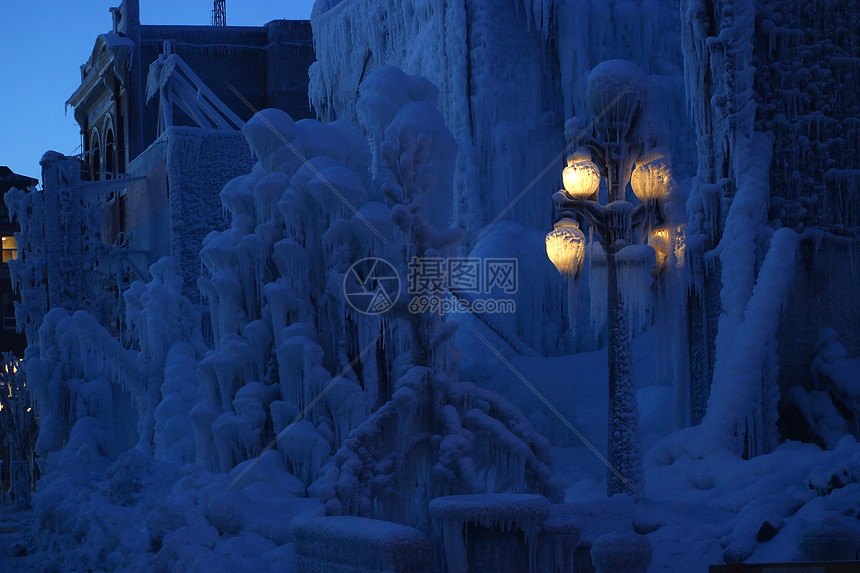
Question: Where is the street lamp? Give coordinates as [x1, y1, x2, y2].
[545, 218, 586, 277]
[546, 60, 672, 497]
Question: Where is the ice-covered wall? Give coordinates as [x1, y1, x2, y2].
[161, 127, 255, 304]
[680, 0, 859, 450]
[679, 0, 794, 454]
[754, 0, 859, 230]
[310, 0, 694, 239]
[310, 0, 694, 359]
[5, 153, 122, 346]
[310, 0, 559, 238]
[752, 0, 860, 443]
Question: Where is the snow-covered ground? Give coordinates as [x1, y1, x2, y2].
[0, 507, 38, 572]
[5, 325, 858, 571]
[464, 327, 860, 568]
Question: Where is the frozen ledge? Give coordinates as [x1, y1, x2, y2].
[428, 493, 551, 528]
[293, 516, 433, 573]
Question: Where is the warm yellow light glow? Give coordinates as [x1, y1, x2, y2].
[648, 227, 671, 269]
[562, 158, 601, 199]
[631, 156, 671, 202]
[673, 224, 686, 267]
[546, 218, 587, 277]
[1, 236, 18, 263]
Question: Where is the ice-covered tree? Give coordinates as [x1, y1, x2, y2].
[193, 107, 388, 487]
[321, 67, 563, 532]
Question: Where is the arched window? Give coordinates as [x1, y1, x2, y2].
[90, 130, 102, 182]
[105, 129, 116, 180]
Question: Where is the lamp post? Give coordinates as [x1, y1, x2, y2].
[545, 60, 672, 497]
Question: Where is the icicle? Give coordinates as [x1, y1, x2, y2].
[616, 245, 656, 335]
[588, 243, 607, 337]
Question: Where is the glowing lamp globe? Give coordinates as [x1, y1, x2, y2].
[648, 227, 670, 269]
[546, 218, 586, 277]
[631, 156, 671, 202]
[562, 158, 601, 200]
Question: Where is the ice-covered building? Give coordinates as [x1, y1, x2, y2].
[0, 167, 34, 357]
[0, 167, 34, 500]
[62, 0, 314, 299]
[68, 0, 313, 180]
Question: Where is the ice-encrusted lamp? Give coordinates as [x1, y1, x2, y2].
[631, 154, 671, 203]
[545, 218, 586, 277]
[545, 60, 681, 498]
[547, 150, 599, 277]
[648, 227, 671, 269]
[561, 152, 601, 200]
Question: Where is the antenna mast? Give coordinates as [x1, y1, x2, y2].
[212, 0, 226, 26]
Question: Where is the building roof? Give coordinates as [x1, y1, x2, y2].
[0, 167, 38, 191]
[67, 33, 135, 112]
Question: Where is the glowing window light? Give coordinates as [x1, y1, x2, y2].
[1, 236, 17, 263]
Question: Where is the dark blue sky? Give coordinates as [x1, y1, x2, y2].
[0, 1, 315, 181]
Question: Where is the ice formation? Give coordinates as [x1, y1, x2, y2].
[319, 69, 562, 533]
[4, 153, 121, 344]
[293, 515, 434, 572]
[194, 105, 385, 484]
[310, 0, 695, 359]
[429, 493, 550, 573]
[1, 0, 858, 570]
[5, 60, 574, 569]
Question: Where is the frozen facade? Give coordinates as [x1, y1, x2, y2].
[0, 167, 35, 502]
[2, 0, 859, 572]
[678, 0, 860, 455]
[0, 167, 34, 356]
[67, 0, 314, 176]
[58, 0, 314, 299]
[311, 0, 860, 455]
